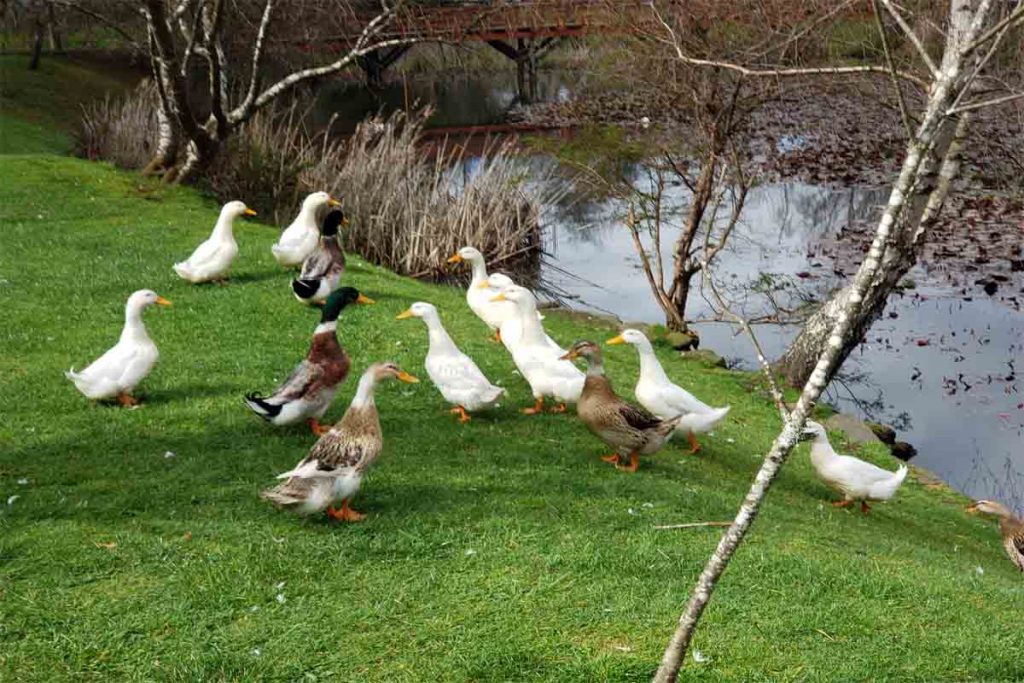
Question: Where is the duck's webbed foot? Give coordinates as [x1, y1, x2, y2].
[450, 405, 471, 423]
[548, 403, 567, 414]
[860, 501, 871, 515]
[521, 398, 544, 415]
[687, 432, 701, 454]
[831, 499, 854, 508]
[327, 500, 365, 522]
[116, 393, 139, 407]
[600, 453, 620, 465]
[307, 418, 331, 436]
[615, 453, 640, 473]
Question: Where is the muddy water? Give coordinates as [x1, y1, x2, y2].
[320, 73, 1023, 512]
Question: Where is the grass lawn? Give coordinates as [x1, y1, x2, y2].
[1, 94, 1022, 681]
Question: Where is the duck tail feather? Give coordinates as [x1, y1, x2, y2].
[244, 392, 281, 419]
[292, 279, 319, 299]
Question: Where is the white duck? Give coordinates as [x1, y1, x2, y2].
[65, 289, 171, 405]
[802, 420, 908, 514]
[173, 200, 255, 283]
[447, 246, 503, 341]
[481, 272, 545, 353]
[396, 302, 505, 422]
[607, 328, 730, 454]
[490, 285, 584, 414]
[272, 191, 340, 267]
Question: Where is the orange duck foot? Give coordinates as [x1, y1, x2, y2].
[616, 454, 640, 473]
[116, 393, 139, 407]
[521, 398, 544, 415]
[548, 403, 568, 414]
[600, 454, 621, 464]
[307, 418, 331, 436]
[327, 501, 365, 522]
[450, 406, 472, 423]
[860, 501, 872, 515]
[831, 499, 854, 508]
[687, 432, 701, 454]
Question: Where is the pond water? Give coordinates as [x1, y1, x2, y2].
[322, 71, 1024, 512]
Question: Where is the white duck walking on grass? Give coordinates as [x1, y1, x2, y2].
[65, 289, 171, 405]
[482, 272, 544, 353]
[802, 420, 908, 514]
[172, 200, 255, 283]
[396, 302, 505, 422]
[490, 285, 584, 414]
[272, 191, 340, 267]
[607, 328, 730, 453]
[447, 246, 504, 341]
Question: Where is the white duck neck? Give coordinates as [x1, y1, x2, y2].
[808, 432, 835, 467]
[298, 200, 322, 227]
[212, 210, 237, 240]
[516, 300, 548, 345]
[121, 300, 151, 343]
[467, 256, 488, 286]
[351, 371, 378, 409]
[421, 313, 458, 355]
[634, 341, 671, 384]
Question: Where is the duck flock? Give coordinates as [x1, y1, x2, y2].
[64, 192, 1023, 571]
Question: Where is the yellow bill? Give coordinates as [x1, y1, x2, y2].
[155, 296, 173, 307]
[356, 294, 375, 305]
[397, 371, 420, 384]
[327, 196, 342, 207]
[489, 293, 507, 303]
[243, 208, 257, 216]
[606, 334, 625, 345]
[446, 253, 463, 264]
[395, 309, 415, 320]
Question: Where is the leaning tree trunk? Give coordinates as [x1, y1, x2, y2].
[774, 44, 977, 387]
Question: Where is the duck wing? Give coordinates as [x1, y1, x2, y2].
[267, 360, 326, 403]
[618, 402, 663, 431]
[183, 237, 222, 269]
[299, 245, 332, 280]
[659, 381, 713, 415]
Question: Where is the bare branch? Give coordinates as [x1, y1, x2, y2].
[948, 90, 1024, 114]
[654, 8, 929, 89]
[233, 0, 275, 122]
[50, 0, 140, 48]
[654, 522, 732, 531]
[878, 0, 940, 77]
[871, 0, 915, 140]
[963, 1, 1024, 55]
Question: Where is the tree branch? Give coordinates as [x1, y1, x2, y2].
[233, 0, 275, 123]
[947, 90, 1024, 114]
[878, 0, 940, 77]
[50, 0, 140, 48]
[871, 0, 915, 140]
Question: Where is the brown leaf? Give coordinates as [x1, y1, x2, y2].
[95, 541, 117, 550]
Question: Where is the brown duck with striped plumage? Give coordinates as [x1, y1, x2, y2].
[561, 340, 682, 473]
[967, 499, 1024, 572]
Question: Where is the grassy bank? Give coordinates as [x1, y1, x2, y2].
[1, 76, 1022, 682]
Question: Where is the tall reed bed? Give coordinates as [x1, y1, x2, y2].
[75, 88, 558, 278]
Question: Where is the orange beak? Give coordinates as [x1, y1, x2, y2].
[397, 370, 419, 384]
[356, 294, 375, 305]
[155, 296, 172, 307]
[446, 253, 463, 265]
[395, 309, 415, 320]
[490, 293, 507, 303]
[327, 196, 342, 207]
[606, 334, 625, 345]
[243, 208, 257, 216]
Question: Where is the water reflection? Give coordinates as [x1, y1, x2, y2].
[541, 179, 1024, 511]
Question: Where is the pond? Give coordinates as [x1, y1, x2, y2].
[320, 70, 1024, 513]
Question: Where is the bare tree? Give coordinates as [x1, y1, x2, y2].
[134, 0, 415, 182]
[652, 2, 1017, 680]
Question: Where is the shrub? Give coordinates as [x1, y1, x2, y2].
[75, 80, 157, 169]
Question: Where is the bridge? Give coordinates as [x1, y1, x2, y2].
[330, 1, 656, 100]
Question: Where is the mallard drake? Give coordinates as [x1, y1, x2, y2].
[272, 191, 340, 267]
[802, 421, 908, 514]
[967, 500, 1024, 572]
[173, 200, 255, 283]
[447, 246, 503, 341]
[561, 340, 682, 472]
[65, 289, 171, 405]
[292, 208, 347, 306]
[396, 302, 504, 422]
[607, 329, 730, 454]
[489, 286, 583, 414]
[261, 362, 419, 521]
[244, 287, 372, 434]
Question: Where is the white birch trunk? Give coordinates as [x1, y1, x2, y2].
[653, 2, 997, 680]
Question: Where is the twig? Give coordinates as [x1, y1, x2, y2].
[654, 522, 733, 531]
[871, 0, 915, 140]
[947, 90, 1024, 115]
[878, 0, 940, 77]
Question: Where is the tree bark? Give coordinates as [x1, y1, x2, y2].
[654, 2, 998, 680]
[774, 3, 986, 387]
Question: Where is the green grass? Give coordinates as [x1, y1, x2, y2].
[0, 55, 137, 155]
[1, 113, 1022, 681]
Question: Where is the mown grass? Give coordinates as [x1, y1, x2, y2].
[1, 117, 1022, 682]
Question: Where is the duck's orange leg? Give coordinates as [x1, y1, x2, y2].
[831, 499, 854, 508]
[326, 500, 365, 522]
[687, 432, 701, 454]
[600, 453, 620, 465]
[860, 501, 871, 515]
[307, 418, 331, 436]
[521, 398, 544, 415]
[616, 453, 640, 473]
[450, 405, 471, 423]
[548, 403, 568, 414]
[116, 393, 138, 406]
[491, 329, 502, 343]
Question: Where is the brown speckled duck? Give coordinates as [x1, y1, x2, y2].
[561, 340, 682, 472]
[967, 500, 1024, 572]
[244, 287, 372, 435]
[261, 362, 418, 521]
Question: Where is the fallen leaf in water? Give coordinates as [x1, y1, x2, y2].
[915, 339, 930, 347]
